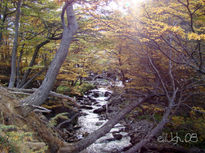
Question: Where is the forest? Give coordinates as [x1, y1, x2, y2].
[0, 0, 204, 153]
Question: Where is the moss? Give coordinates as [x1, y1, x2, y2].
[0, 135, 18, 153]
[48, 112, 69, 127]
[78, 83, 96, 94]
[56, 86, 71, 94]
[56, 82, 96, 96]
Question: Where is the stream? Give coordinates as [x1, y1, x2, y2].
[76, 81, 131, 153]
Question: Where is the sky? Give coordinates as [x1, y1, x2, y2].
[107, 0, 147, 13]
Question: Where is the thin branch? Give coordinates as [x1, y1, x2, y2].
[61, 0, 76, 29]
[182, 103, 205, 114]
[61, 1, 70, 29]
[147, 53, 170, 99]
[57, 113, 79, 128]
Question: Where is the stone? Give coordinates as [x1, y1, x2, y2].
[93, 92, 99, 98]
[93, 107, 106, 114]
[80, 105, 93, 110]
[87, 96, 96, 102]
[112, 132, 123, 140]
[104, 91, 111, 97]
[73, 125, 81, 130]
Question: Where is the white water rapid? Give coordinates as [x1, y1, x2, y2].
[77, 87, 131, 153]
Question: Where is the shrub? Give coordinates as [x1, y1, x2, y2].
[56, 86, 71, 94]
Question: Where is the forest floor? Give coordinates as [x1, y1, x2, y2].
[0, 85, 64, 153]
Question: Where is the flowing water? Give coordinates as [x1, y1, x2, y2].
[76, 84, 131, 153]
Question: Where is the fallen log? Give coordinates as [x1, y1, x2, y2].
[7, 88, 79, 107]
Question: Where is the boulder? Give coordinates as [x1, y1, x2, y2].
[93, 92, 99, 98]
[112, 132, 123, 140]
[87, 96, 96, 102]
[105, 91, 111, 97]
[93, 106, 106, 114]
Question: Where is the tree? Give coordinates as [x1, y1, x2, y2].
[137, 0, 205, 74]
[20, 0, 78, 116]
[0, 0, 16, 46]
[15, 0, 62, 88]
[8, 0, 22, 88]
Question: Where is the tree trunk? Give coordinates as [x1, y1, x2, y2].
[18, 39, 50, 88]
[8, 0, 21, 88]
[20, 4, 78, 116]
[16, 43, 25, 87]
[0, 0, 7, 46]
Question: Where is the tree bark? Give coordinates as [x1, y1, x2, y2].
[0, 0, 7, 46]
[20, 3, 78, 116]
[16, 43, 25, 87]
[8, 0, 22, 88]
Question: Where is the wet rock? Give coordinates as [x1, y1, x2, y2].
[73, 125, 81, 130]
[80, 105, 93, 110]
[80, 99, 92, 105]
[93, 106, 106, 114]
[112, 132, 123, 140]
[80, 112, 88, 116]
[99, 138, 116, 143]
[105, 91, 111, 97]
[77, 96, 84, 100]
[108, 109, 113, 113]
[87, 96, 96, 102]
[86, 90, 93, 95]
[93, 92, 99, 98]
[82, 132, 89, 137]
[92, 101, 98, 105]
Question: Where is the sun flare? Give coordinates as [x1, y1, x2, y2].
[109, 0, 147, 13]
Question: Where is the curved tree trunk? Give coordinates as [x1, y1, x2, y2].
[20, 3, 78, 116]
[8, 0, 21, 88]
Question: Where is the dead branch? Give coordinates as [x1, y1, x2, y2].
[7, 88, 78, 106]
[57, 113, 79, 129]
